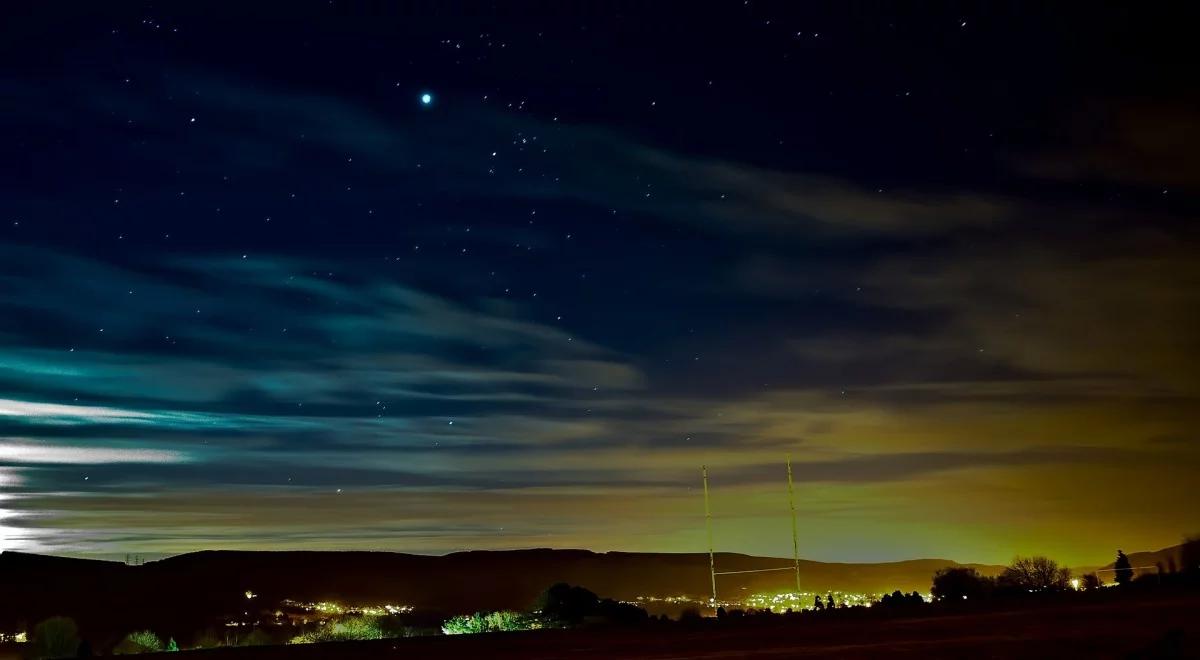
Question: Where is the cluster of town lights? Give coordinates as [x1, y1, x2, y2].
[279, 599, 413, 616]
[636, 590, 923, 613]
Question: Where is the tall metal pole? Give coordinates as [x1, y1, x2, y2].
[702, 465, 717, 602]
[786, 455, 801, 595]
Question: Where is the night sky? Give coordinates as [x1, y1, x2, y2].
[2, 2, 1198, 565]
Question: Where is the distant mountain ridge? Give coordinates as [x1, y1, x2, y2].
[2, 548, 995, 607]
[1079, 544, 1190, 577]
[0, 544, 1181, 633]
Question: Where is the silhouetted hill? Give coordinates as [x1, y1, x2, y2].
[1, 548, 995, 616]
[1, 548, 990, 636]
[1, 545, 1174, 644]
[1072, 544, 1190, 580]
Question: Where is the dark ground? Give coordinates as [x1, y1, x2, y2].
[131, 591, 1196, 659]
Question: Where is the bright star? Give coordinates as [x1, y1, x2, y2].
[420, 92, 433, 105]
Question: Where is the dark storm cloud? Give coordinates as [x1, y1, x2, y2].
[858, 243, 1200, 397]
[718, 445, 1200, 486]
[13, 461, 680, 491]
[1017, 101, 1200, 190]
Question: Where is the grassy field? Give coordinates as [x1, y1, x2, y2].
[120, 591, 1197, 659]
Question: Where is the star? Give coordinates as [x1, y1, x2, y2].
[420, 92, 433, 106]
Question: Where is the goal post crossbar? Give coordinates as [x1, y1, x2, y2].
[713, 566, 796, 576]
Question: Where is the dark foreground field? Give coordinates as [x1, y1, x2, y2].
[141, 592, 1195, 659]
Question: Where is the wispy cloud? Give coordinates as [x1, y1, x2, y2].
[0, 440, 190, 465]
[22, 74, 1020, 238]
[3, 68, 1198, 564]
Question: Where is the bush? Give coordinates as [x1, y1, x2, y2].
[239, 628, 275, 646]
[441, 610, 538, 635]
[26, 616, 79, 660]
[190, 629, 225, 649]
[290, 616, 384, 644]
[113, 630, 162, 655]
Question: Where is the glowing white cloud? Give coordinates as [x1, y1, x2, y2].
[0, 488, 35, 552]
[0, 441, 189, 465]
[0, 524, 36, 553]
[0, 467, 22, 488]
[0, 398, 156, 423]
[0, 398, 266, 430]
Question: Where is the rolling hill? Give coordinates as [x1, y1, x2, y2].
[0, 544, 1182, 643]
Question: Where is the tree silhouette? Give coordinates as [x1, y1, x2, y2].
[27, 617, 79, 660]
[1113, 550, 1133, 586]
[999, 556, 1071, 592]
[931, 567, 993, 602]
[1181, 535, 1200, 574]
[1081, 573, 1102, 590]
[534, 583, 599, 624]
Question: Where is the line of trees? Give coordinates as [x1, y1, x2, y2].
[932, 538, 1200, 605]
[932, 555, 1077, 603]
